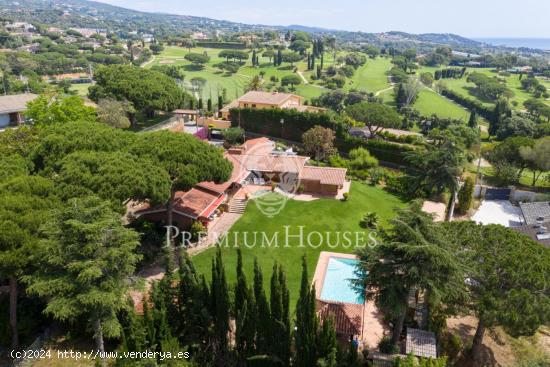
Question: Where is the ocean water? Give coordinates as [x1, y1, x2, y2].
[320, 257, 364, 304]
[473, 38, 550, 50]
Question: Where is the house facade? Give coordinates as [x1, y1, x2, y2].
[220, 91, 324, 120]
[0, 94, 38, 128]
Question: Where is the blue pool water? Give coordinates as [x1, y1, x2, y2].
[320, 257, 364, 304]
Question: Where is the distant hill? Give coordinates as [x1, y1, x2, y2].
[0, 0, 485, 51]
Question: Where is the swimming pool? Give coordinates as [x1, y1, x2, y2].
[320, 257, 364, 304]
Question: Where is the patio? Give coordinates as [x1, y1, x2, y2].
[471, 200, 524, 227]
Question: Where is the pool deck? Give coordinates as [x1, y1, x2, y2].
[312, 251, 389, 349]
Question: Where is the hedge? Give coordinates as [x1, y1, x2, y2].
[440, 88, 495, 122]
[230, 107, 415, 166]
[196, 41, 246, 49]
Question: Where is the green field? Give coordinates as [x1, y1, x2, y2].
[192, 182, 406, 309]
[70, 82, 92, 96]
[147, 46, 325, 103]
[346, 57, 393, 93]
[417, 66, 550, 110]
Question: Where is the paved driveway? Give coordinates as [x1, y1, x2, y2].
[471, 200, 523, 227]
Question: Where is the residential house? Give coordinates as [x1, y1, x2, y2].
[512, 201, 550, 246]
[132, 138, 348, 230]
[0, 94, 37, 128]
[220, 91, 325, 120]
[519, 201, 550, 225]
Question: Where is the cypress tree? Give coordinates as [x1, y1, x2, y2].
[218, 95, 223, 110]
[311, 54, 315, 70]
[207, 98, 212, 112]
[211, 247, 230, 365]
[468, 109, 478, 128]
[316, 65, 321, 79]
[320, 53, 324, 70]
[277, 49, 282, 66]
[294, 256, 318, 367]
[235, 249, 256, 364]
[317, 317, 338, 367]
[307, 54, 311, 70]
[278, 265, 291, 366]
[198, 98, 203, 110]
[252, 50, 256, 66]
[189, 98, 195, 109]
[253, 258, 270, 354]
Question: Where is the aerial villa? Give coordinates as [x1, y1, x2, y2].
[130, 138, 349, 230]
[312, 252, 387, 349]
[219, 90, 325, 120]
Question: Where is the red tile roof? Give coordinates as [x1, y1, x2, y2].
[237, 91, 297, 106]
[173, 188, 224, 219]
[300, 166, 347, 186]
[317, 301, 363, 336]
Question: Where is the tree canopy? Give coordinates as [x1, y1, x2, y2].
[346, 102, 402, 138]
[89, 65, 189, 115]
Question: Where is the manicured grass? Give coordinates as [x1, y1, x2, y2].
[414, 87, 471, 121]
[417, 66, 550, 111]
[70, 82, 91, 96]
[346, 57, 393, 93]
[147, 46, 325, 103]
[192, 182, 406, 311]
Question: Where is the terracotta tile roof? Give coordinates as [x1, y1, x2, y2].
[236, 154, 309, 173]
[174, 188, 224, 219]
[237, 91, 296, 105]
[0, 93, 37, 114]
[134, 188, 225, 220]
[406, 328, 437, 358]
[196, 153, 248, 194]
[220, 99, 239, 112]
[300, 166, 347, 186]
[317, 301, 363, 336]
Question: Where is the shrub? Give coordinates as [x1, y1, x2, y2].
[368, 167, 386, 186]
[349, 147, 379, 170]
[457, 177, 474, 214]
[378, 336, 398, 354]
[189, 221, 206, 242]
[360, 212, 379, 229]
[439, 331, 463, 362]
[342, 192, 349, 201]
[222, 127, 245, 146]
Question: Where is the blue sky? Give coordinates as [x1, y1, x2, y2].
[96, 0, 550, 38]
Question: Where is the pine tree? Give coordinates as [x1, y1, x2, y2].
[294, 256, 318, 367]
[468, 109, 478, 128]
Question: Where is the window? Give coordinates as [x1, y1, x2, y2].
[252, 104, 256, 108]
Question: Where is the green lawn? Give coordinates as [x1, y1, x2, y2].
[70, 82, 92, 96]
[346, 57, 393, 93]
[192, 182, 406, 311]
[414, 87, 471, 121]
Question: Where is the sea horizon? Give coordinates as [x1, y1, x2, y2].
[473, 37, 550, 50]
